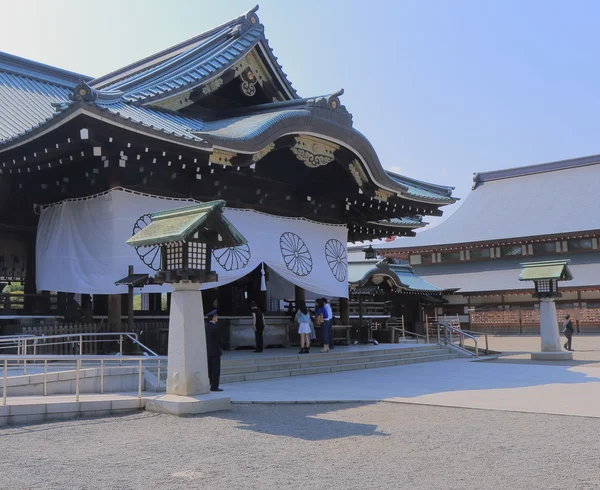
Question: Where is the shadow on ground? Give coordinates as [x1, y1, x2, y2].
[213, 402, 390, 441]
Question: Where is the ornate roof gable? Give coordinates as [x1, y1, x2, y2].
[89, 6, 298, 109]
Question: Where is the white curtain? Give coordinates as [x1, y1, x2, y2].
[36, 188, 349, 298]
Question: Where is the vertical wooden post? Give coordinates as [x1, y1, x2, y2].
[108, 294, 122, 332]
[127, 265, 134, 332]
[23, 233, 37, 314]
[339, 297, 350, 325]
[294, 285, 305, 308]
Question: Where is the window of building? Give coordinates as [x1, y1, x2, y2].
[566, 238, 594, 251]
[412, 254, 433, 265]
[470, 248, 491, 260]
[500, 245, 522, 257]
[440, 251, 461, 262]
[531, 242, 555, 254]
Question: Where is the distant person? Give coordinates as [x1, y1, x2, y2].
[205, 309, 223, 391]
[295, 301, 312, 354]
[318, 298, 332, 353]
[563, 314, 574, 352]
[250, 301, 265, 353]
[322, 298, 334, 350]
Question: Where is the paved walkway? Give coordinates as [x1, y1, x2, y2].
[5, 337, 600, 420]
[222, 356, 600, 418]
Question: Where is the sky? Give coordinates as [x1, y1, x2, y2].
[3, 0, 600, 227]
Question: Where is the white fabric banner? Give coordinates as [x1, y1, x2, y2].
[36, 188, 349, 298]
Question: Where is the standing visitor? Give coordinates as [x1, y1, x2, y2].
[319, 298, 332, 353]
[563, 314, 574, 352]
[250, 301, 265, 353]
[295, 301, 312, 354]
[205, 309, 223, 391]
[322, 298, 334, 350]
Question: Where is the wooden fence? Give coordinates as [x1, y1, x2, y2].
[469, 307, 600, 334]
[1, 320, 170, 355]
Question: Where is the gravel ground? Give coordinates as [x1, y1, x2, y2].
[1, 403, 599, 490]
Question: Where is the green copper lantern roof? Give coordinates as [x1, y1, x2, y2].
[518, 259, 573, 282]
[126, 200, 247, 249]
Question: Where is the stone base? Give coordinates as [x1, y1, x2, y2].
[531, 351, 574, 361]
[145, 393, 231, 416]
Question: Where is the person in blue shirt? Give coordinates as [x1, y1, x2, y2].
[319, 298, 332, 353]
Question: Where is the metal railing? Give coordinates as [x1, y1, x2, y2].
[0, 332, 158, 368]
[436, 321, 479, 357]
[1, 354, 167, 406]
[387, 325, 430, 344]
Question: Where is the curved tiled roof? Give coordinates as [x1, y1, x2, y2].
[0, 70, 71, 144]
[94, 101, 206, 142]
[387, 171, 455, 203]
[370, 217, 426, 228]
[0, 6, 455, 214]
[90, 6, 298, 104]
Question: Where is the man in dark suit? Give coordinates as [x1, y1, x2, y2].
[205, 309, 223, 392]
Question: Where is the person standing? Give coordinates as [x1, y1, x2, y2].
[205, 309, 223, 391]
[563, 314, 574, 352]
[295, 301, 312, 354]
[319, 298, 332, 353]
[250, 301, 265, 353]
[322, 298, 334, 350]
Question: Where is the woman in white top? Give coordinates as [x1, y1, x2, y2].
[295, 301, 311, 354]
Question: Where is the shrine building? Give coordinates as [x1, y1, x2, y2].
[376, 155, 600, 333]
[0, 6, 456, 347]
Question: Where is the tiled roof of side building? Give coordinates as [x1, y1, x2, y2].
[377, 156, 600, 251]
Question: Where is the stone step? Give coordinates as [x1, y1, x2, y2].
[221, 345, 440, 367]
[221, 353, 459, 383]
[221, 348, 449, 375]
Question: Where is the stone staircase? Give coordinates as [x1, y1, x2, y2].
[220, 345, 458, 383]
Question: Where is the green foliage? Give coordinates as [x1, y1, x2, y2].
[3, 282, 24, 294]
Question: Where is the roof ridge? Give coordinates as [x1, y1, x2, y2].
[473, 153, 600, 188]
[0, 51, 92, 88]
[90, 5, 261, 90]
[386, 170, 456, 196]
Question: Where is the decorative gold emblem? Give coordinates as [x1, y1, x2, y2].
[349, 160, 367, 187]
[202, 78, 223, 95]
[291, 135, 339, 168]
[375, 189, 392, 202]
[252, 142, 275, 163]
[209, 149, 237, 165]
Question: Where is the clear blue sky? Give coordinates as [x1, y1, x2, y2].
[3, 0, 600, 225]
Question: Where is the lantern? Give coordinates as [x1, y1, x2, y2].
[126, 200, 247, 284]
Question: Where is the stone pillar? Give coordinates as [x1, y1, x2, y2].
[339, 297, 350, 325]
[531, 298, 572, 360]
[166, 281, 210, 396]
[540, 298, 561, 352]
[108, 294, 122, 332]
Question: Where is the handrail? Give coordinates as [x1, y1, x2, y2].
[387, 325, 429, 344]
[0, 332, 159, 374]
[436, 321, 479, 357]
[1, 354, 167, 406]
[454, 328, 489, 355]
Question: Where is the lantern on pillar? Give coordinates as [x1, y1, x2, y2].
[518, 259, 573, 361]
[126, 200, 247, 406]
[127, 200, 246, 285]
